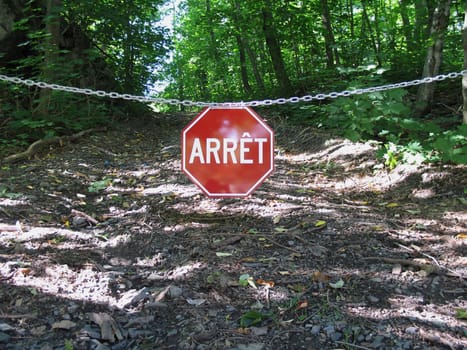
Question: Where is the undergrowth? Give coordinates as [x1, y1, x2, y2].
[293, 70, 466, 168]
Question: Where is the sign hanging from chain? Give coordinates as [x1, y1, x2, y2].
[181, 107, 274, 197]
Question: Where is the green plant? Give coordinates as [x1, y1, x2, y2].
[430, 124, 467, 164]
[88, 178, 112, 193]
[239, 310, 271, 327]
[64, 339, 74, 350]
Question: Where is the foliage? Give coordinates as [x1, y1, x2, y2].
[314, 79, 466, 167]
[239, 310, 271, 328]
[1, 0, 168, 151]
[161, 0, 463, 104]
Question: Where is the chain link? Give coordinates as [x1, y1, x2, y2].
[1, 71, 466, 108]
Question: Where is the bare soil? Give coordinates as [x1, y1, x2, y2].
[0, 113, 466, 350]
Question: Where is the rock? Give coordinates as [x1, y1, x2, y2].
[323, 324, 335, 336]
[168, 286, 183, 298]
[371, 335, 385, 348]
[405, 326, 418, 335]
[167, 328, 178, 337]
[52, 320, 77, 330]
[93, 341, 111, 350]
[117, 287, 151, 308]
[335, 320, 347, 330]
[30, 325, 47, 336]
[367, 295, 380, 303]
[310, 325, 321, 335]
[250, 326, 268, 336]
[80, 325, 101, 339]
[330, 332, 342, 341]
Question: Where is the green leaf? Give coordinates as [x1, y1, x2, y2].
[455, 308, 467, 320]
[239, 274, 257, 289]
[329, 279, 345, 289]
[239, 310, 269, 327]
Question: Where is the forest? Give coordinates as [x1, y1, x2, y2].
[0, 1, 466, 350]
[0, 0, 466, 164]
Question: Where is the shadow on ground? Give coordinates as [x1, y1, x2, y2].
[0, 114, 465, 350]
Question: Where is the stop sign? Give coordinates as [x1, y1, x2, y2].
[182, 107, 274, 197]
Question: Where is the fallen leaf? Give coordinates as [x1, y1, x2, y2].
[52, 320, 77, 330]
[274, 226, 288, 233]
[455, 233, 467, 239]
[239, 274, 257, 289]
[256, 279, 275, 288]
[314, 220, 327, 228]
[216, 252, 233, 257]
[329, 279, 345, 289]
[312, 271, 330, 283]
[19, 268, 31, 276]
[250, 326, 268, 336]
[272, 215, 281, 224]
[241, 257, 257, 262]
[392, 264, 402, 275]
[186, 298, 206, 306]
[386, 202, 399, 208]
[297, 300, 308, 309]
[236, 327, 251, 335]
[287, 284, 306, 292]
[88, 312, 124, 343]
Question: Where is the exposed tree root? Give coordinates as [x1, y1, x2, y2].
[3, 128, 105, 163]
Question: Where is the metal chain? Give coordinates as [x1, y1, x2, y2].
[0, 71, 465, 107]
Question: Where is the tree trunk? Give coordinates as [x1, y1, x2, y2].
[320, 0, 339, 68]
[37, 0, 62, 116]
[261, 0, 292, 95]
[236, 35, 252, 96]
[414, 0, 430, 46]
[415, 0, 451, 117]
[463, 4, 467, 124]
[245, 41, 266, 93]
[232, 0, 252, 95]
[399, 0, 413, 51]
[361, 0, 381, 66]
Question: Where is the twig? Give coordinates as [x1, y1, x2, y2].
[259, 236, 300, 253]
[3, 128, 105, 163]
[363, 256, 439, 272]
[0, 314, 37, 319]
[334, 341, 372, 350]
[395, 243, 466, 283]
[71, 209, 99, 225]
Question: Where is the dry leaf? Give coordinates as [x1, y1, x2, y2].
[312, 271, 331, 283]
[19, 268, 32, 276]
[256, 279, 275, 288]
[88, 312, 123, 343]
[52, 320, 76, 330]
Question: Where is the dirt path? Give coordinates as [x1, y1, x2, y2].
[0, 114, 466, 350]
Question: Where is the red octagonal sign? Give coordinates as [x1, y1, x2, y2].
[182, 107, 274, 197]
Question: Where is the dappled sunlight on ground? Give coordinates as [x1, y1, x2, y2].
[0, 117, 466, 349]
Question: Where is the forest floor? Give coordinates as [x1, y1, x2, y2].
[0, 112, 466, 350]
